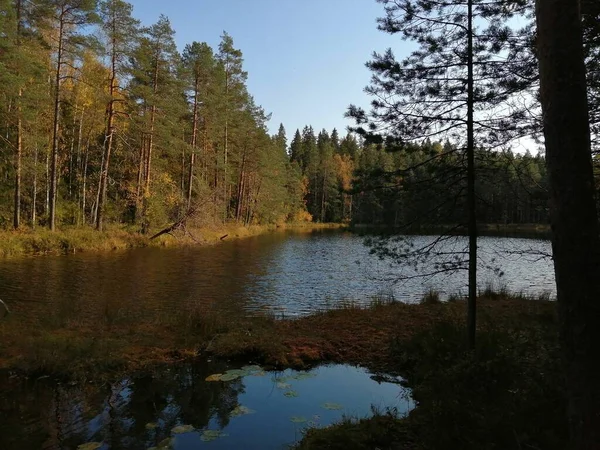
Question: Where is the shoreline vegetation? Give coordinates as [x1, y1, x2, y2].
[0, 289, 564, 449]
[0, 222, 550, 259]
[0, 222, 345, 258]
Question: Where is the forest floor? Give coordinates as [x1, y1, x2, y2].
[0, 221, 344, 258]
[0, 291, 565, 449]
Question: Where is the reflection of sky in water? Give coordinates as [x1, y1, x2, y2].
[242, 233, 555, 316]
[0, 231, 556, 321]
[0, 364, 412, 450]
[172, 365, 411, 450]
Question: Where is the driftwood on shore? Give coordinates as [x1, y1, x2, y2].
[150, 204, 204, 241]
[0, 299, 9, 318]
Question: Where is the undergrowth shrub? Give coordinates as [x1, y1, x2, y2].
[391, 319, 566, 449]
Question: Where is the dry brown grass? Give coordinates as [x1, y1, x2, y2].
[0, 292, 555, 381]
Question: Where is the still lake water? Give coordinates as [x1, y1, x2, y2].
[0, 363, 412, 450]
[0, 230, 554, 449]
[0, 230, 555, 322]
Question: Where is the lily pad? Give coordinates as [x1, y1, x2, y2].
[225, 369, 246, 377]
[200, 430, 228, 442]
[290, 416, 307, 423]
[321, 402, 344, 411]
[145, 422, 158, 430]
[77, 444, 103, 450]
[241, 365, 263, 372]
[230, 405, 255, 417]
[283, 390, 299, 398]
[291, 372, 317, 381]
[276, 382, 292, 390]
[205, 373, 223, 382]
[171, 424, 195, 434]
[219, 372, 241, 382]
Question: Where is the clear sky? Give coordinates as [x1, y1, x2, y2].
[126, 0, 403, 137]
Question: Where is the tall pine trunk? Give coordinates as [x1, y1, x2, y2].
[49, 10, 65, 231]
[97, 26, 118, 231]
[188, 76, 200, 209]
[14, 92, 22, 229]
[536, 0, 600, 447]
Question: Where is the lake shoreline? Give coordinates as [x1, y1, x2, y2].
[0, 291, 555, 380]
[0, 222, 346, 259]
[0, 222, 550, 259]
[0, 292, 564, 448]
[351, 222, 551, 238]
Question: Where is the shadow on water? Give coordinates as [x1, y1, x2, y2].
[0, 363, 412, 450]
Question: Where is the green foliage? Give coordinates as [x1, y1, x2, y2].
[0, 1, 307, 232]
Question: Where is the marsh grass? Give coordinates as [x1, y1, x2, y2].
[296, 292, 564, 450]
[0, 222, 347, 258]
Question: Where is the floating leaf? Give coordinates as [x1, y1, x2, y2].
[276, 382, 292, 390]
[291, 372, 317, 381]
[145, 422, 158, 430]
[77, 444, 102, 450]
[241, 365, 263, 372]
[200, 430, 228, 442]
[252, 371, 266, 377]
[219, 372, 241, 382]
[205, 373, 223, 382]
[284, 390, 299, 398]
[171, 424, 194, 434]
[225, 369, 246, 377]
[290, 416, 307, 423]
[230, 405, 255, 417]
[321, 402, 344, 411]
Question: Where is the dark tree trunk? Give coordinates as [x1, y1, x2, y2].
[536, 0, 600, 447]
[466, 0, 477, 350]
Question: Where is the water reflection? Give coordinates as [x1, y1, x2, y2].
[0, 364, 411, 450]
[0, 231, 555, 326]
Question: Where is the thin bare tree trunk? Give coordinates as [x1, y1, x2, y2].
[466, 0, 477, 350]
[49, 9, 65, 231]
[32, 144, 38, 229]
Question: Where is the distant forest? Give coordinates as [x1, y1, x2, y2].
[0, 0, 551, 232]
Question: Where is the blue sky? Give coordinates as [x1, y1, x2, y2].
[127, 0, 403, 137]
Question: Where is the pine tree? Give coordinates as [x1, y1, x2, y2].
[536, 0, 600, 445]
[181, 41, 217, 209]
[96, 0, 139, 231]
[216, 32, 248, 220]
[45, 0, 99, 231]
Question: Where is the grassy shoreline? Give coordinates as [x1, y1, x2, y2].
[351, 222, 551, 238]
[0, 221, 550, 259]
[0, 222, 345, 258]
[0, 292, 555, 378]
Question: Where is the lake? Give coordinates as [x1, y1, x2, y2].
[0, 230, 555, 449]
[0, 230, 555, 323]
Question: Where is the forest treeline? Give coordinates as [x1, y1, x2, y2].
[0, 0, 307, 232]
[288, 127, 549, 227]
[0, 0, 550, 233]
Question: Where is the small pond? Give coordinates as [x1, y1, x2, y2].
[0, 363, 412, 450]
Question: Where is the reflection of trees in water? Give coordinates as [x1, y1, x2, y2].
[0, 362, 246, 449]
